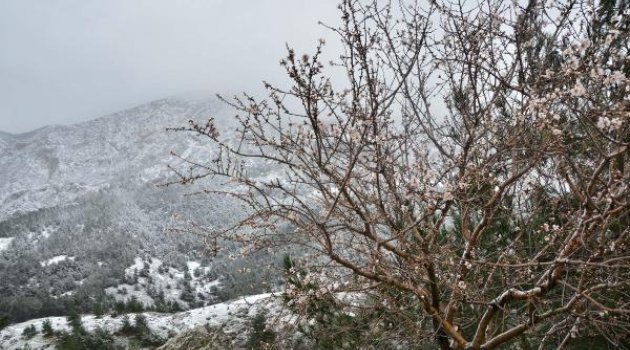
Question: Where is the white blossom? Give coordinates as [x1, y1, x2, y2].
[570, 80, 586, 97]
[590, 67, 604, 79]
[577, 38, 591, 54]
[457, 280, 467, 290]
[609, 70, 626, 85]
[567, 56, 579, 70]
[597, 116, 623, 132]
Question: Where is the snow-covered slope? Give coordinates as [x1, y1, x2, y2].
[0, 96, 289, 345]
[0, 237, 13, 252]
[0, 293, 278, 350]
[105, 256, 220, 309]
[0, 97, 226, 222]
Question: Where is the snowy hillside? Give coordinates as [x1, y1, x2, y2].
[0, 96, 225, 222]
[105, 257, 221, 309]
[0, 96, 286, 334]
[0, 293, 278, 350]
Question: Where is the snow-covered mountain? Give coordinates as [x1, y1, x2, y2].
[0, 97, 286, 337]
[0, 96, 226, 222]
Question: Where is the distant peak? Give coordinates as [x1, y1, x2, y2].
[1, 95, 223, 136]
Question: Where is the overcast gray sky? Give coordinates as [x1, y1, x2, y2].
[0, 0, 340, 134]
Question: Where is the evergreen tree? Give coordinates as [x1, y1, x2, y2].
[42, 319, 54, 337]
[92, 302, 105, 318]
[22, 324, 37, 339]
[120, 315, 134, 335]
[0, 314, 8, 331]
[245, 310, 276, 349]
[66, 310, 85, 335]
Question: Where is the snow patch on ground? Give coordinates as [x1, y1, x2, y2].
[40, 255, 75, 267]
[0, 293, 277, 350]
[187, 261, 201, 274]
[40, 226, 54, 239]
[23, 226, 57, 246]
[107, 256, 220, 309]
[0, 237, 14, 252]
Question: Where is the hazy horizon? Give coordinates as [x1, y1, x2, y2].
[0, 0, 339, 134]
[0, 93, 212, 135]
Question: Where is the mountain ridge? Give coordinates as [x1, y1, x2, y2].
[0, 96, 228, 222]
[0, 96, 282, 339]
[0, 96, 224, 136]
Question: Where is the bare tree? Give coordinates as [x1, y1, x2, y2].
[171, 0, 630, 348]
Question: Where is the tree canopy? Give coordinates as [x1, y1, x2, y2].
[172, 0, 630, 348]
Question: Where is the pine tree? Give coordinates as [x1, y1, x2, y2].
[245, 310, 276, 349]
[42, 319, 54, 337]
[0, 315, 8, 331]
[66, 310, 85, 335]
[22, 324, 37, 339]
[92, 302, 105, 318]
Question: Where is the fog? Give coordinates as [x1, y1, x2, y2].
[0, 0, 340, 134]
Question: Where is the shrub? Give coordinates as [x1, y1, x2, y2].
[22, 324, 37, 339]
[245, 310, 276, 349]
[42, 319, 54, 337]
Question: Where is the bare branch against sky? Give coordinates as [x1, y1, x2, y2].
[0, 0, 339, 134]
